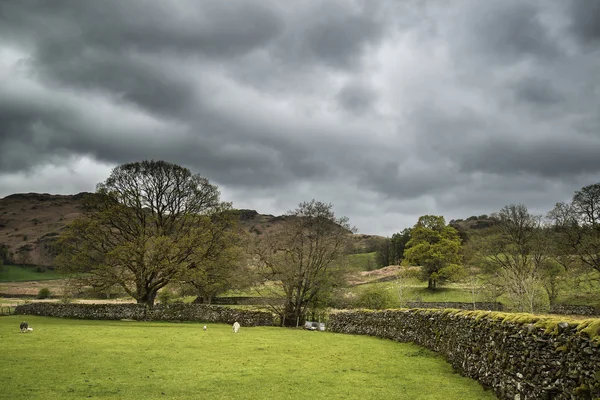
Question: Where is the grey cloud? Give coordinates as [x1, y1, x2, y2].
[1, 0, 600, 235]
[39, 53, 195, 117]
[271, 1, 385, 70]
[511, 77, 564, 107]
[569, 0, 600, 44]
[462, 1, 561, 62]
[336, 82, 377, 114]
[0, 1, 283, 57]
[457, 137, 600, 178]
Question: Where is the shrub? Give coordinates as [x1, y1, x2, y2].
[37, 287, 52, 299]
[59, 294, 73, 304]
[357, 286, 395, 310]
[158, 290, 174, 305]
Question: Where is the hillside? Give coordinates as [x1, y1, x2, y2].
[0, 193, 375, 267]
[0, 193, 88, 266]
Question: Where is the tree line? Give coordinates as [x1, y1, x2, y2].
[376, 183, 600, 313]
[54, 159, 600, 321]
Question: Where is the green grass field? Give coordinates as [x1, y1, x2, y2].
[0, 265, 64, 282]
[0, 316, 496, 400]
[351, 281, 476, 306]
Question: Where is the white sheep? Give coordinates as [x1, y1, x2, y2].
[232, 321, 240, 333]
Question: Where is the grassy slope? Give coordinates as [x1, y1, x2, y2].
[0, 265, 64, 282]
[350, 280, 475, 306]
[346, 252, 377, 271]
[0, 316, 496, 400]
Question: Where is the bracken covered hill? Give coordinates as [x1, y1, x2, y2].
[0, 193, 88, 266]
[0, 193, 377, 267]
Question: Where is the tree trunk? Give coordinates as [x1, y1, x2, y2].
[281, 301, 303, 327]
[137, 290, 157, 307]
[428, 277, 437, 290]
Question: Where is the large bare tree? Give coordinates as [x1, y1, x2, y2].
[548, 183, 600, 286]
[56, 160, 230, 306]
[479, 204, 549, 312]
[252, 200, 353, 327]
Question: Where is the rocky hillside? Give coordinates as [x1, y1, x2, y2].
[0, 193, 374, 267]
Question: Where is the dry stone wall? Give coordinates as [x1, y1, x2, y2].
[549, 304, 600, 317]
[14, 303, 274, 326]
[328, 309, 600, 400]
[405, 301, 503, 311]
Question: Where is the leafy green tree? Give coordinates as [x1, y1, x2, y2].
[357, 285, 395, 309]
[183, 211, 252, 304]
[403, 215, 462, 290]
[55, 160, 229, 306]
[375, 239, 391, 268]
[375, 228, 411, 268]
[253, 200, 353, 326]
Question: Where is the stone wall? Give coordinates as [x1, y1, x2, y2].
[405, 301, 503, 311]
[549, 304, 600, 317]
[14, 303, 274, 326]
[329, 309, 600, 399]
[195, 296, 284, 306]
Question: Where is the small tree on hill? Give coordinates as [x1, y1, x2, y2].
[403, 215, 463, 290]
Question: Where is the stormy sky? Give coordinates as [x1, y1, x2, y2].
[1, 0, 599, 236]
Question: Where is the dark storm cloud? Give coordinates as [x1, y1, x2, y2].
[0, 0, 284, 57]
[568, 0, 600, 44]
[1, 0, 599, 235]
[457, 137, 600, 178]
[271, 1, 384, 69]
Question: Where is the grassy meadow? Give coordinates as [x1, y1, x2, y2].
[0, 265, 64, 282]
[0, 316, 496, 400]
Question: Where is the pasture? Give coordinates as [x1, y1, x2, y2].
[0, 316, 496, 399]
[0, 265, 64, 282]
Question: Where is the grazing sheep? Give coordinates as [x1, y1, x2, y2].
[232, 321, 240, 333]
[203, 325, 207, 331]
[20, 322, 29, 333]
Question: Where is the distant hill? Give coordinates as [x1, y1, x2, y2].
[0, 193, 89, 266]
[0, 193, 374, 267]
[449, 215, 498, 242]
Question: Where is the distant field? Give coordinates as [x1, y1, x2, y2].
[0, 265, 64, 282]
[350, 280, 476, 307]
[0, 316, 496, 400]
